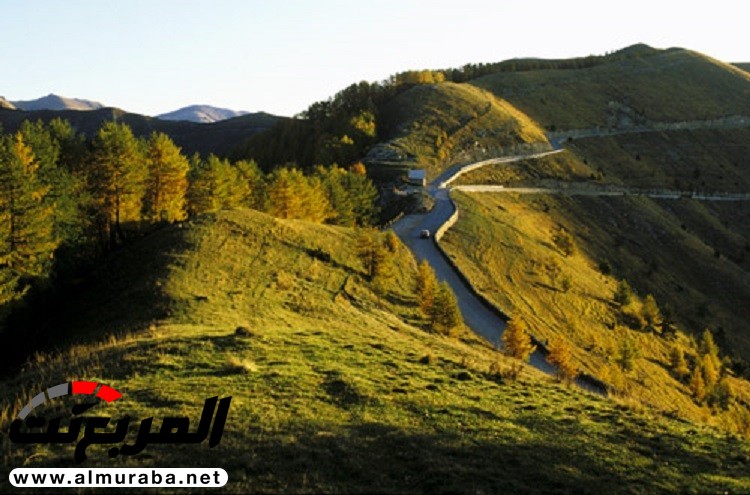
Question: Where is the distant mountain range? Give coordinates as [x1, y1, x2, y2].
[156, 105, 249, 123]
[3, 93, 252, 124]
[0, 105, 283, 157]
[11, 94, 104, 111]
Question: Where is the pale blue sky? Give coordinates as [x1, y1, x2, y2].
[1, 0, 746, 117]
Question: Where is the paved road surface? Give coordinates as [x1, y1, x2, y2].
[392, 152, 566, 377]
[393, 148, 750, 392]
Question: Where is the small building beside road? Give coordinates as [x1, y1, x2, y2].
[407, 169, 427, 187]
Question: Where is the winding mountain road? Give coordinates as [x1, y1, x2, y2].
[392, 151, 562, 381]
[392, 148, 750, 394]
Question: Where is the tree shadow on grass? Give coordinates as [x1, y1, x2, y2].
[118, 417, 748, 495]
[0, 224, 194, 377]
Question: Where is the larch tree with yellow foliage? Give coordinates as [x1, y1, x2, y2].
[143, 132, 189, 223]
[89, 122, 146, 247]
[548, 337, 578, 382]
[502, 318, 536, 362]
[0, 134, 59, 304]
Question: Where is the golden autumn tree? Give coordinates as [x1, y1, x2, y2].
[143, 132, 189, 222]
[416, 259, 438, 316]
[89, 122, 146, 246]
[502, 318, 536, 362]
[429, 281, 462, 335]
[0, 133, 59, 304]
[266, 167, 333, 222]
[548, 337, 578, 382]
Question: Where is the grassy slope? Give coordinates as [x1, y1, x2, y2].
[454, 129, 750, 196]
[375, 82, 549, 178]
[568, 129, 750, 192]
[2, 209, 750, 493]
[450, 142, 750, 348]
[471, 48, 750, 130]
[441, 191, 750, 423]
[453, 149, 598, 186]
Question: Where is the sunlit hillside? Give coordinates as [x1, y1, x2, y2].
[2, 209, 749, 494]
[372, 82, 550, 178]
[442, 190, 750, 423]
[471, 46, 750, 130]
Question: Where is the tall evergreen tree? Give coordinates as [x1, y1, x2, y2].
[0, 134, 58, 304]
[315, 164, 378, 226]
[690, 365, 706, 402]
[669, 344, 690, 379]
[266, 167, 307, 220]
[89, 122, 146, 246]
[19, 120, 86, 251]
[416, 259, 437, 316]
[429, 281, 462, 335]
[615, 334, 640, 373]
[143, 132, 190, 222]
[234, 159, 265, 210]
[266, 167, 333, 222]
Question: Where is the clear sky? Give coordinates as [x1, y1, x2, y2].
[1, 0, 746, 117]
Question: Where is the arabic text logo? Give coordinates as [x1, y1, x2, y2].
[9, 381, 231, 463]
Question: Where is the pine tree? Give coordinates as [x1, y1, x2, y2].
[266, 168, 333, 222]
[356, 229, 377, 280]
[143, 132, 189, 222]
[548, 337, 577, 382]
[187, 155, 260, 215]
[187, 155, 220, 215]
[18, 120, 84, 251]
[266, 167, 303, 219]
[614, 279, 634, 306]
[317, 165, 355, 226]
[689, 365, 706, 402]
[48, 118, 87, 173]
[0, 134, 59, 304]
[642, 294, 661, 330]
[669, 344, 690, 379]
[701, 354, 719, 388]
[234, 159, 265, 209]
[699, 329, 720, 363]
[429, 281, 462, 335]
[502, 318, 536, 362]
[416, 259, 437, 316]
[300, 175, 335, 223]
[89, 122, 146, 247]
[707, 378, 733, 410]
[615, 334, 640, 373]
[342, 169, 378, 226]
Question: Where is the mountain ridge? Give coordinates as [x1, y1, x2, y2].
[11, 93, 104, 111]
[0, 106, 283, 157]
[157, 104, 250, 123]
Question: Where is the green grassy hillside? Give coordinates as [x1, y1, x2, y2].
[453, 127, 750, 193]
[568, 129, 750, 192]
[471, 47, 750, 130]
[372, 82, 549, 178]
[441, 191, 750, 425]
[3, 209, 750, 493]
[453, 149, 597, 186]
